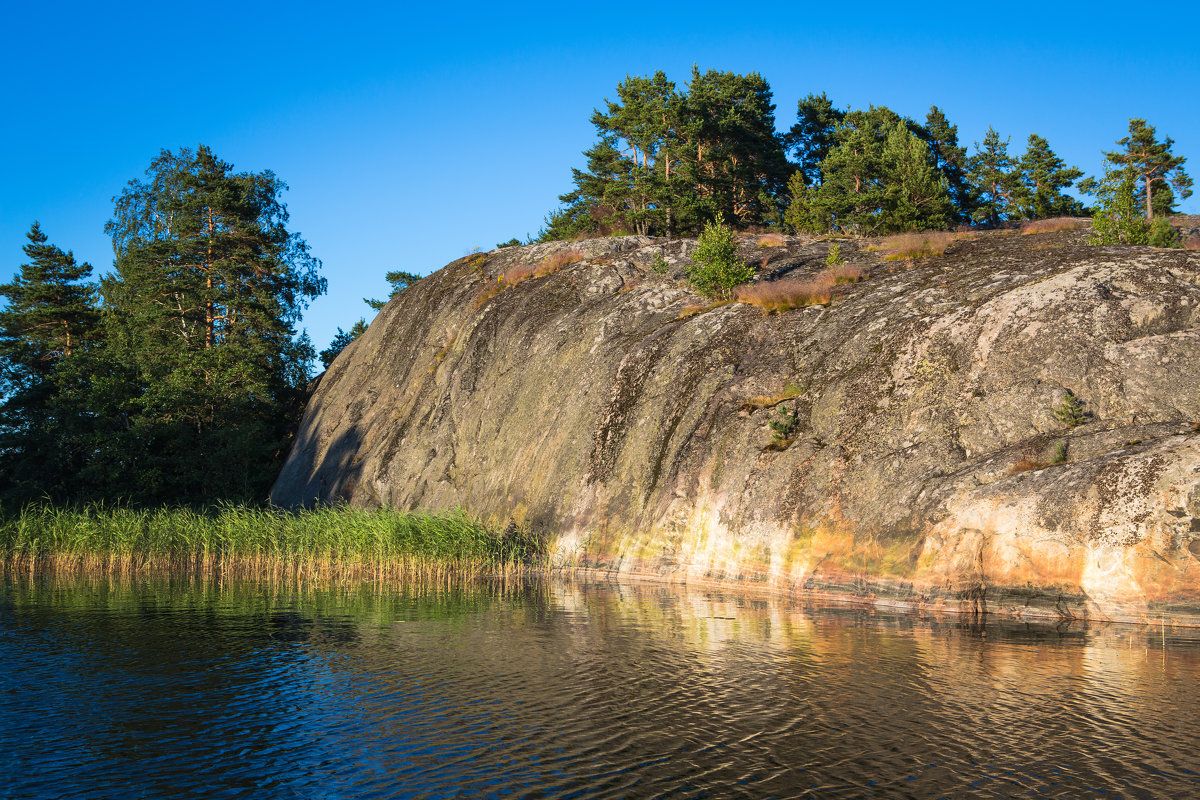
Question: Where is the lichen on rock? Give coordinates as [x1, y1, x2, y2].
[272, 227, 1200, 624]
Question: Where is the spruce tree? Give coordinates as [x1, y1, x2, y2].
[921, 106, 974, 223]
[880, 122, 955, 232]
[0, 223, 99, 504]
[1014, 134, 1083, 220]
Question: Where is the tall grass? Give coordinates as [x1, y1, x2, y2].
[870, 231, 973, 260]
[735, 265, 866, 313]
[1020, 217, 1088, 235]
[0, 504, 546, 581]
[741, 381, 805, 411]
[500, 248, 584, 287]
[473, 249, 585, 309]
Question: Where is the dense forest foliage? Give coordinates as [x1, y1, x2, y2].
[1, 70, 1193, 508]
[540, 68, 1191, 240]
[0, 146, 324, 507]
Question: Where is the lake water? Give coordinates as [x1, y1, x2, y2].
[3, 573, 1200, 799]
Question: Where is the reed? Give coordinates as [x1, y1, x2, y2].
[0, 504, 547, 581]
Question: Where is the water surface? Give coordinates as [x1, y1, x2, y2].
[3, 573, 1199, 798]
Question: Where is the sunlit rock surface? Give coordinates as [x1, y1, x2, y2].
[272, 227, 1200, 624]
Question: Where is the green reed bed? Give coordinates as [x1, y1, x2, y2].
[0, 504, 547, 580]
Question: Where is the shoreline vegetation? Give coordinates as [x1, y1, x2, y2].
[0, 505, 546, 581]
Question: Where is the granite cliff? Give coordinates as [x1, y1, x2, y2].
[272, 225, 1200, 624]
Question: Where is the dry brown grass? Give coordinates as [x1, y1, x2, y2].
[677, 301, 727, 319]
[741, 382, 805, 411]
[736, 274, 833, 312]
[735, 265, 866, 314]
[756, 233, 786, 248]
[870, 231, 972, 261]
[502, 248, 584, 286]
[471, 282, 504, 310]
[472, 249, 584, 309]
[1020, 217, 1088, 235]
[1008, 457, 1046, 475]
[828, 264, 867, 284]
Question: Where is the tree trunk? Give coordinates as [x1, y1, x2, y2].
[206, 207, 215, 348]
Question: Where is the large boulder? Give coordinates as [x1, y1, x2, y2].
[272, 228, 1200, 623]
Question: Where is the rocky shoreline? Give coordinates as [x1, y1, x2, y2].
[273, 226, 1200, 625]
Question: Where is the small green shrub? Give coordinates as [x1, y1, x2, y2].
[825, 243, 843, 268]
[651, 253, 671, 274]
[685, 213, 755, 299]
[1148, 218, 1182, 248]
[1054, 393, 1087, 427]
[1089, 165, 1149, 245]
[768, 405, 800, 445]
[1049, 439, 1068, 464]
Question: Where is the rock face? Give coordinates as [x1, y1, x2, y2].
[272, 228, 1200, 624]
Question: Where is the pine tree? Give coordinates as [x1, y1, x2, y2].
[880, 122, 955, 232]
[0, 223, 99, 504]
[1014, 134, 1083, 220]
[967, 127, 1021, 226]
[93, 145, 325, 503]
[1102, 119, 1192, 220]
[319, 319, 368, 368]
[679, 67, 791, 228]
[545, 69, 790, 239]
[789, 107, 952, 234]
[785, 92, 845, 187]
[791, 106, 899, 234]
[922, 106, 974, 223]
[365, 270, 421, 310]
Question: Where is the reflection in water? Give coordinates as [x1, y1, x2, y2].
[2, 573, 1199, 798]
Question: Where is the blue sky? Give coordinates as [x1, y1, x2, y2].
[3, 1, 1198, 356]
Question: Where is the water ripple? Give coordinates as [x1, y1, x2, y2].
[4, 576, 1200, 798]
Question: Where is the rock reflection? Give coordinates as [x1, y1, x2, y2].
[3, 572, 1200, 798]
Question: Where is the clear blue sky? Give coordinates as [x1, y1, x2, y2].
[4, 1, 1198, 356]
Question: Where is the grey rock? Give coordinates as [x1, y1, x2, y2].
[273, 228, 1200, 624]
